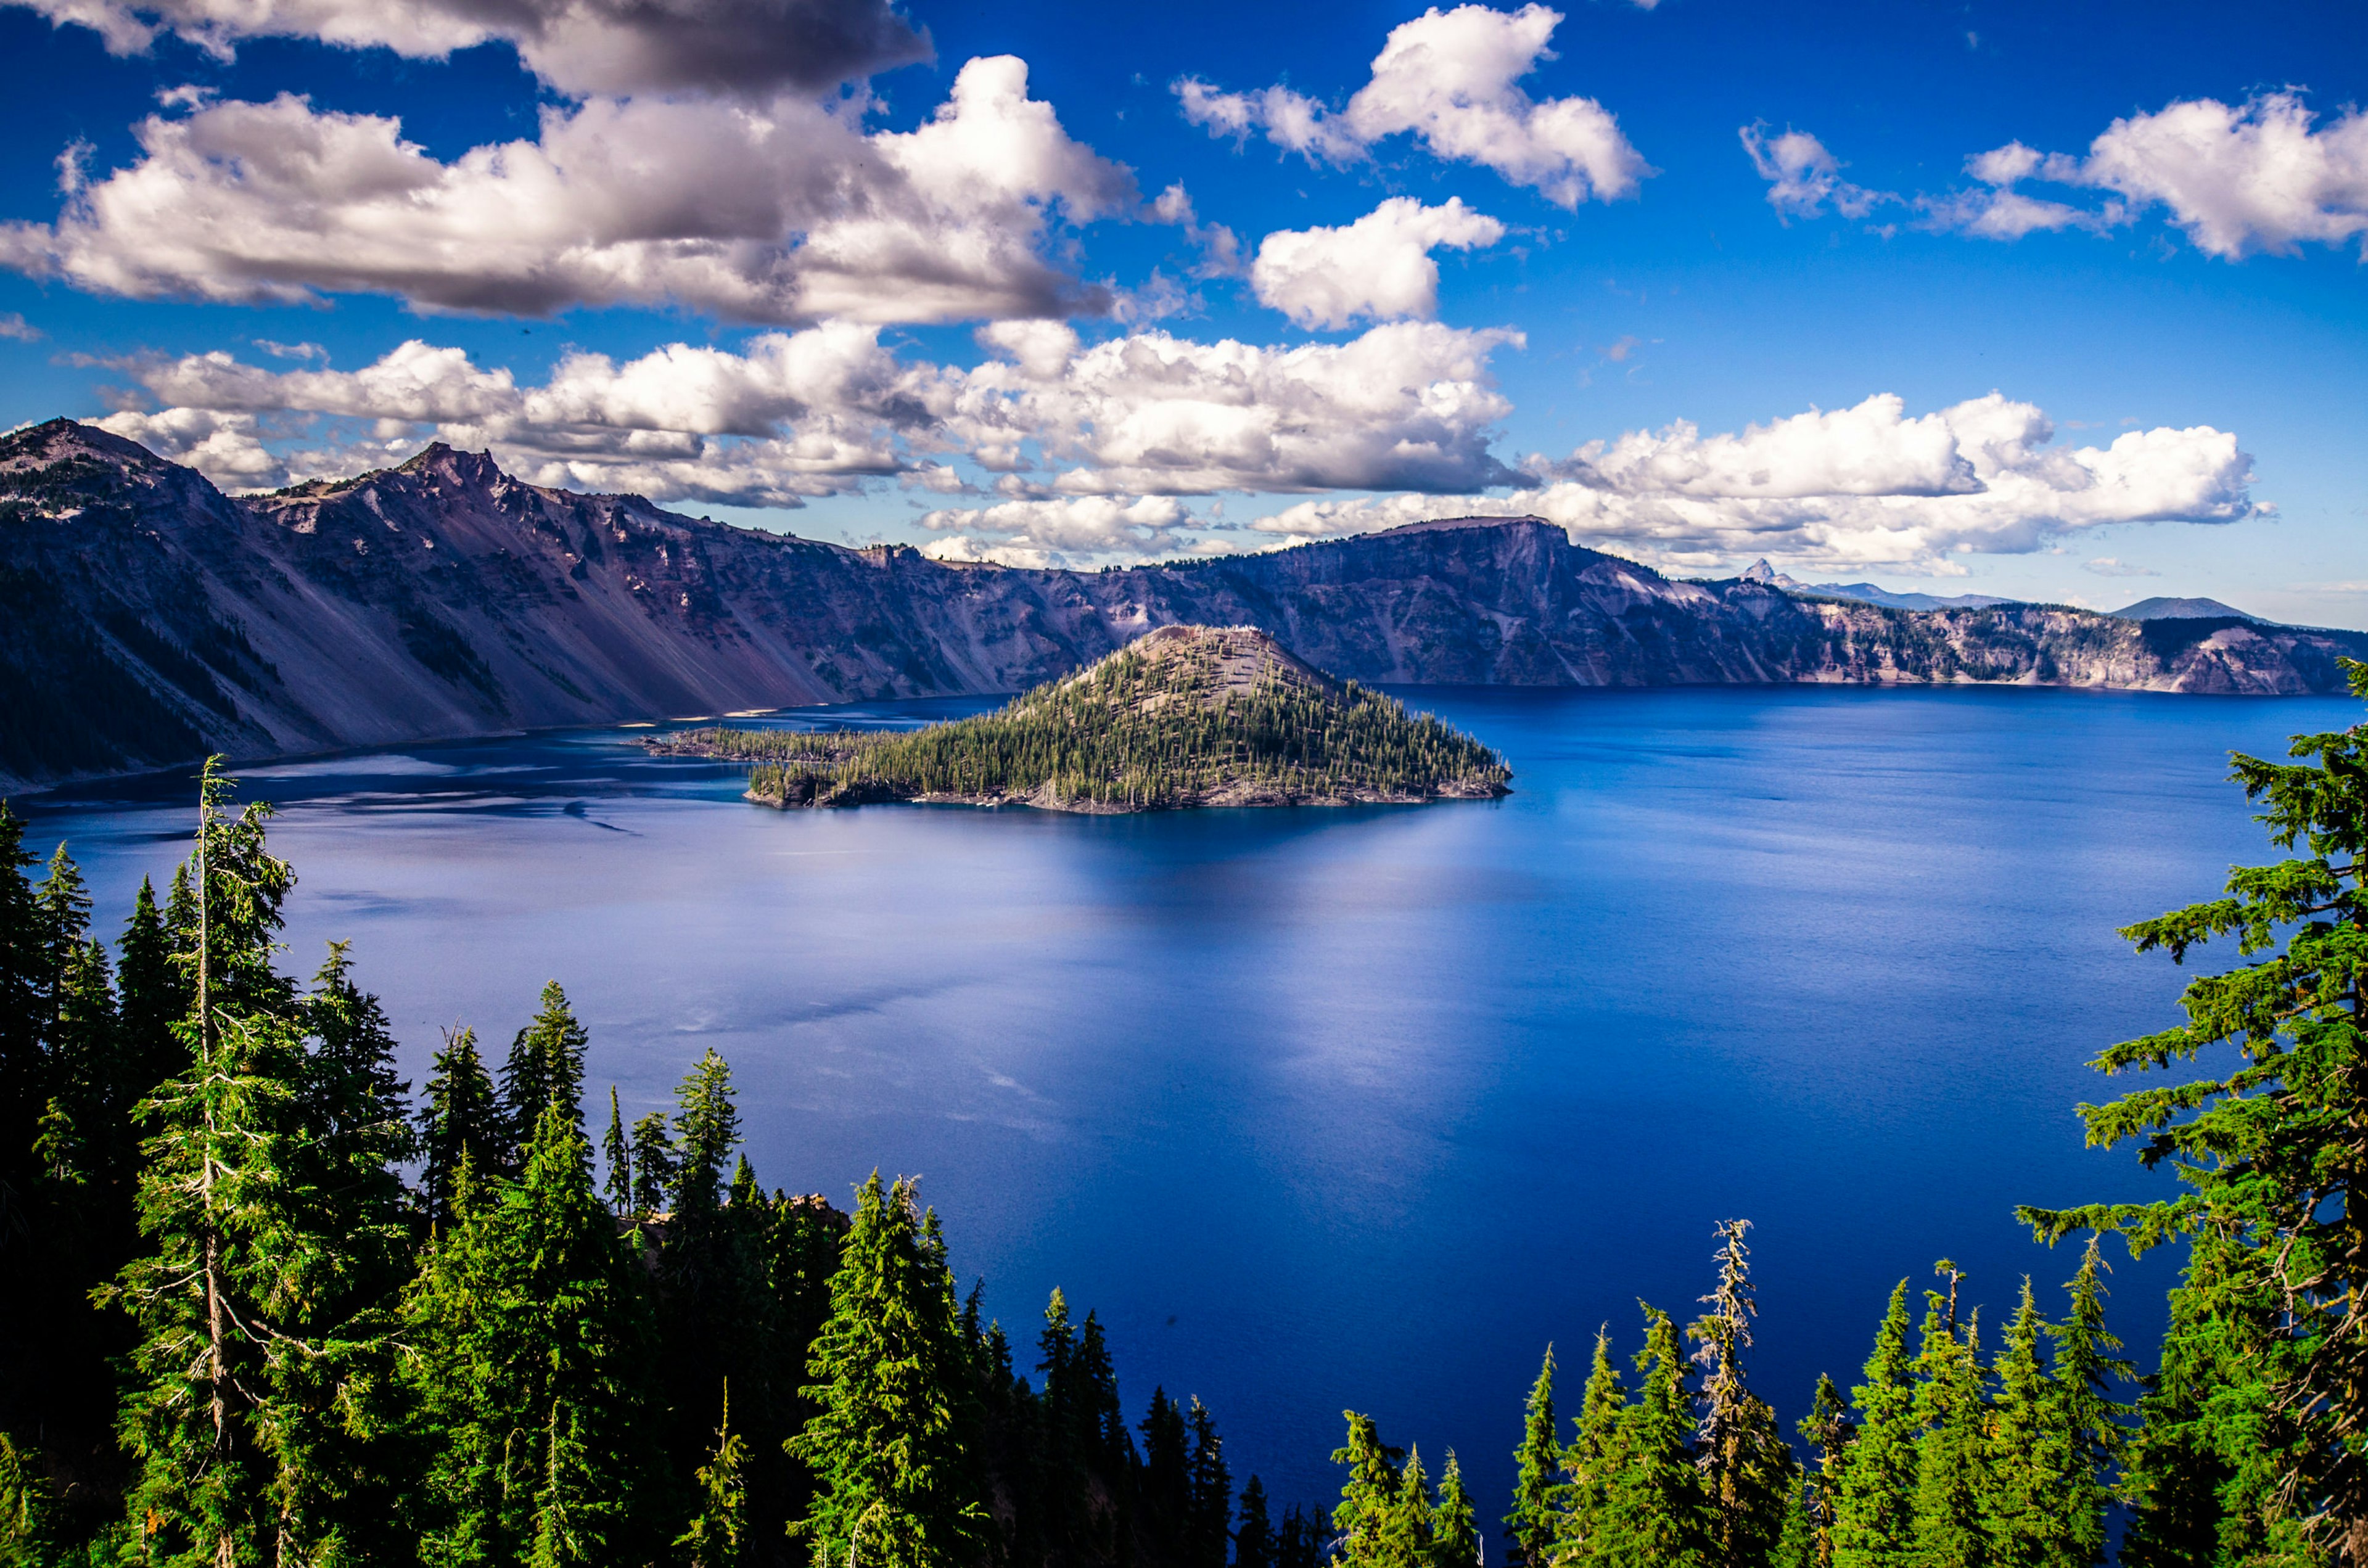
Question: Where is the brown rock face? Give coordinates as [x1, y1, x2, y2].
[3, 421, 2360, 790]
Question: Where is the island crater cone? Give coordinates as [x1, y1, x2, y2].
[649, 624, 1515, 813]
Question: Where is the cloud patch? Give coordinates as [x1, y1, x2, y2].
[1251, 197, 1505, 329]
[0, 58, 1133, 325]
[1249, 394, 2261, 576]
[1178, 3, 1648, 207]
[1746, 92, 2368, 258]
[6, 0, 932, 98]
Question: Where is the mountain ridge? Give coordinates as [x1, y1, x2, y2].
[6, 419, 2363, 792]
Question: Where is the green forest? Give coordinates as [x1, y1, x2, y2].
[4, 659, 2366, 1566]
[650, 628, 1511, 810]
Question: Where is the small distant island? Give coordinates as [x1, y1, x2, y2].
[645, 624, 1513, 813]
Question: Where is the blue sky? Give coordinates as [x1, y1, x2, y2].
[0, 0, 2361, 622]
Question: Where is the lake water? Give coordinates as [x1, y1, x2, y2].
[20, 686, 2354, 1521]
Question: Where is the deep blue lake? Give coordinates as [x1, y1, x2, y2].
[20, 685, 2355, 1522]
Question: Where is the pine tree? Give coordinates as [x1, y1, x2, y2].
[2020, 661, 2368, 1561]
[114, 876, 187, 1109]
[1186, 1396, 1233, 1568]
[500, 980, 590, 1160]
[409, 1097, 659, 1565]
[1832, 1283, 1918, 1568]
[678, 1384, 750, 1568]
[1909, 1268, 1991, 1568]
[2039, 1240, 2127, 1567]
[110, 758, 403, 1567]
[1557, 1326, 1628, 1566]
[1332, 1411, 1407, 1567]
[673, 1048, 742, 1216]
[1236, 1477, 1276, 1568]
[1981, 1280, 2071, 1568]
[1690, 1220, 1798, 1568]
[1598, 1305, 1705, 1568]
[1505, 1345, 1559, 1568]
[602, 1088, 631, 1215]
[1434, 1452, 1480, 1568]
[420, 1025, 501, 1225]
[1276, 1505, 1330, 1568]
[0, 803, 43, 1181]
[1796, 1375, 1855, 1568]
[631, 1112, 678, 1215]
[789, 1173, 989, 1568]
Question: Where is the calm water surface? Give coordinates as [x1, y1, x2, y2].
[23, 686, 2354, 1517]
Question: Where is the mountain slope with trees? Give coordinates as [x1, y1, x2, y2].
[6, 419, 2362, 792]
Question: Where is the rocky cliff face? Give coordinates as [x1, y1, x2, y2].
[4, 419, 2359, 790]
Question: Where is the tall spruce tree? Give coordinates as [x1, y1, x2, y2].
[500, 982, 590, 1161]
[678, 1384, 750, 1568]
[631, 1112, 678, 1215]
[1599, 1306, 1706, 1568]
[1796, 1376, 1855, 1568]
[1689, 1221, 1797, 1568]
[1832, 1283, 1918, 1568]
[408, 1096, 660, 1566]
[1186, 1396, 1233, 1568]
[789, 1173, 989, 1568]
[1434, 1453, 1480, 1568]
[1332, 1412, 1407, 1567]
[114, 877, 186, 1107]
[1981, 1281, 2072, 1568]
[420, 1025, 501, 1226]
[1909, 1277, 1991, 1568]
[1237, 1477, 1276, 1568]
[1557, 1326, 1629, 1567]
[2021, 659, 2368, 1561]
[673, 1048, 742, 1216]
[109, 758, 405, 1566]
[2041, 1241, 2127, 1567]
[602, 1088, 631, 1215]
[1506, 1346, 1559, 1568]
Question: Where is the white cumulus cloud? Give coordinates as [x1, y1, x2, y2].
[1250, 393, 2262, 576]
[1178, 3, 1648, 207]
[0, 57, 1134, 324]
[1748, 93, 2368, 259]
[1250, 197, 1505, 329]
[5, 0, 932, 98]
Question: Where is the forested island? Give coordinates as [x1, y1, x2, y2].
[2, 662, 2365, 1566]
[646, 626, 1512, 813]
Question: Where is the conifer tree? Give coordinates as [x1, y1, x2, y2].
[1332, 1412, 1407, 1567]
[1376, 1447, 1438, 1568]
[1796, 1376, 1855, 1568]
[632, 1111, 678, 1214]
[789, 1173, 989, 1568]
[0, 805, 43, 1182]
[114, 876, 186, 1107]
[1506, 1346, 1559, 1568]
[1599, 1305, 1705, 1568]
[1832, 1283, 1918, 1568]
[1689, 1221, 1797, 1568]
[673, 1048, 742, 1215]
[500, 980, 590, 1159]
[1187, 1396, 1233, 1568]
[409, 1097, 659, 1566]
[1236, 1477, 1275, 1568]
[1434, 1452, 1480, 1568]
[2039, 1241, 2126, 1567]
[1981, 1280, 2071, 1568]
[1909, 1271, 1991, 1568]
[420, 1025, 501, 1225]
[678, 1384, 750, 1568]
[1557, 1326, 1629, 1566]
[602, 1087, 631, 1215]
[0, 1430, 52, 1567]
[110, 759, 401, 1566]
[1276, 1505, 1329, 1568]
[2021, 660, 2368, 1561]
